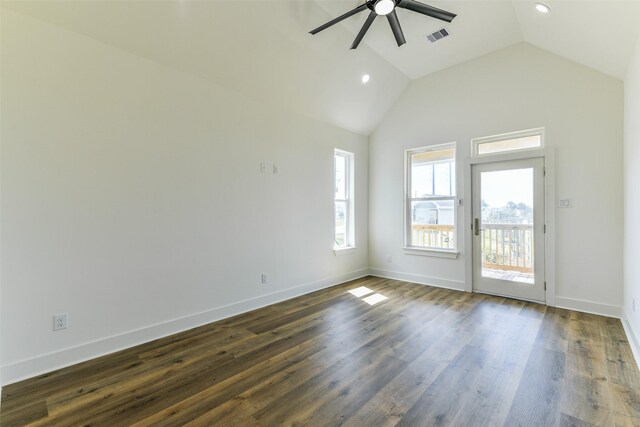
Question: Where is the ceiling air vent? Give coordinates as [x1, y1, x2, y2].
[426, 28, 449, 43]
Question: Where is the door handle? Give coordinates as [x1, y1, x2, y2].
[474, 218, 480, 236]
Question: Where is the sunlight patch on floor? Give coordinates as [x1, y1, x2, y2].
[348, 286, 388, 306]
[348, 286, 374, 297]
[362, 293, 388, 305]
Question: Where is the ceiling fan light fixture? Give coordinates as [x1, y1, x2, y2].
[535, 3, 550, 13]
[309, 0, 457, 49]
[374, 0, 395, 16]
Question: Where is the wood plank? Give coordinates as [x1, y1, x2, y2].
[128, 338, 326, 426]
[559, 413, 599, 427]
[505, 347, 566, 426]
[561, 371, 613, 426]
[599, 316, 640, 387]
[446, 300, 541, 426]
[396, 345, 489, 426]
[0, 400, 48, 427]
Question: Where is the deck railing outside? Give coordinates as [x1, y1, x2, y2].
[481, 224, 533, 272]
[411, 224, 455, 249]
[411, 223, 533, 273]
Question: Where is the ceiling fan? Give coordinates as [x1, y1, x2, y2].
[310, 0, 457, 49]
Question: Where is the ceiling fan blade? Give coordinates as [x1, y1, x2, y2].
[351, 11, 377, 50]
[386, 10, 406, 47]
[310, 3, 368, 35]
[397, 0, 456, 22]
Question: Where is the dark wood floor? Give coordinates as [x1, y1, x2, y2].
[2, 276, 640, 426]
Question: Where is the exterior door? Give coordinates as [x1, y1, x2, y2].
[472, 158, 545, 302]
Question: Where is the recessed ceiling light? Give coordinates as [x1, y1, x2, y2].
[535, 3, 550, 13]
[361, 74, 370, 84]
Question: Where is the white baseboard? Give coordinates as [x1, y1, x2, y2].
[368, 268, 466, 292]
[555, 296, 623, 318]
[370, 270, 625, 320]
[370, 269, 624, 319]
[2, 269, 632, 388]
[1, 268, 369, 386]
[622, 312, 640, 371]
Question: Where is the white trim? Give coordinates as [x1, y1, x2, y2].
[544, 150, 556, 307]
[403, 247, 459, 259]
[369, 269, 465, 291]
[404, 142, 458, 252]
[464, 147, 556, 306]
[621, 313, 640, 371]
[464, 156, 473, 292]
[555, 296, 622, 318]
[0, 268, 369, 386]
[334, 149, 355, 250]
[470, 157, 546, 302]
[468, 147, 547, 166]
[333, 246, 357, 255]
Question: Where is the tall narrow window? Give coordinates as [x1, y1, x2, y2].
[406, 143, 456, 251]
[334, 149, 355, 249]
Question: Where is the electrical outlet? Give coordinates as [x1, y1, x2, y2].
[261, 274, 268, 284]
[273, 165, 279, 175]
[386, 255, 392, 263]
[53, 313, 68, 331]
[633, 298, 636, 313]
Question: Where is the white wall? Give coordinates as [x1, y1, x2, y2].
[624, 34, 640, 353]
[0, 10, 369, 384]
[369, 43, 624, 312]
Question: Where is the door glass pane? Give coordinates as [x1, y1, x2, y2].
[410, 199, 455, 249]
[480, 168, 534, 284]
[335, 201, 347, 247]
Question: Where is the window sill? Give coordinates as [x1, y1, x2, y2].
[403, 247, 459, 259]
[334, 246, 357, 256]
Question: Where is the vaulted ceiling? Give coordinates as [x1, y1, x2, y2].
[315, 0, 640, 80]
[1, 0, 411, 135]
[3, 0, 640, 135]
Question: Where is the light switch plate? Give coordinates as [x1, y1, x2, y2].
[558, 199, 571, 208]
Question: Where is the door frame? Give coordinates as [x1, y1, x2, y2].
[463, 147, 556, 307]
[471, 158, 546, 302]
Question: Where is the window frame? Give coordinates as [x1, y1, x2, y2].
[334, 149, 355, 251]
[404, 142, 457, 255]
[471, 128, 545, 158]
